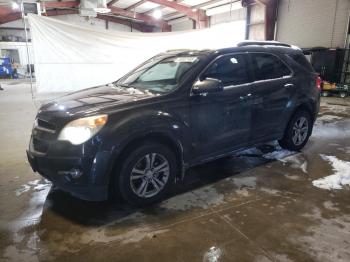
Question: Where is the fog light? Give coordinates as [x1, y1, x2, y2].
[58, 169, 83, 179]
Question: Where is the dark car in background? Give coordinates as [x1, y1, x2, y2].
[27, 41, 320, 206]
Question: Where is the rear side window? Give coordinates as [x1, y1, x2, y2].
[288, 53, 315, 72]
[202, 54, 251, 86]
[251, 53, 292, 81]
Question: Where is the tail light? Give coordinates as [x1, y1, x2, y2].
[316, 76, 322, 91]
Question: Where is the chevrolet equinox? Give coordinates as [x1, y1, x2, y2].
[27, 41, 320, 206]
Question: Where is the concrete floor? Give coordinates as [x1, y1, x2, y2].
[1, 80, 350, 262]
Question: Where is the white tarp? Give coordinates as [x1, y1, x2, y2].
[28, 14, 245, 93]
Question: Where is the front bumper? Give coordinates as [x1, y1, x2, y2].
[26, 149, 112, 201]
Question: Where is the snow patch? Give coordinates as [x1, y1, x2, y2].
[110, 84, 154, 96]
[236, 143, 308, 173]
[15, 184, 31, 197]
[312, 155, 350, 190]
[233, 147, 263, 156]
[281, 154, 308, 173]
[263, 149, 295, 160]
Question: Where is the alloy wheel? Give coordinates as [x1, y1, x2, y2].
[292, 116, 309, 146]
[129, 153, 170, 198]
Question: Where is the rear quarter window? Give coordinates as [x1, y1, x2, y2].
[251, 53, 292, 81]
[287, 53, 315, 72]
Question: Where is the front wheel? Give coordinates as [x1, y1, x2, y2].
[278, 110, 312, 151]
[115, 142, 177, 206]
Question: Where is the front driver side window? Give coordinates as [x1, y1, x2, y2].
[202, 54, 251, 86]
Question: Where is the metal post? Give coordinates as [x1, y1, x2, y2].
[21, 0, 34, 100]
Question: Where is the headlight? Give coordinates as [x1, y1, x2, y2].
[58, 115, 108, 145]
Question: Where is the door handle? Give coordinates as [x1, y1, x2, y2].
[239, 93, 252, 100]
[284, 83, 294, 88]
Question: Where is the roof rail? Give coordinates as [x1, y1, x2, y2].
[237, 41, 291, 48]
[166, 49, 193, 52]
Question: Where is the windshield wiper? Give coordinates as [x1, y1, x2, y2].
[109, 83, 132, 89]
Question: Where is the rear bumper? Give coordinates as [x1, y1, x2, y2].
[26, 149, 111, 201]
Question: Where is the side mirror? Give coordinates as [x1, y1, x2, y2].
[192, 78, 223, 94]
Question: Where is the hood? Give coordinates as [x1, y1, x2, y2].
[39, 85, 154, 117]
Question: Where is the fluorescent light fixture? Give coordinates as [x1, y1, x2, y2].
[152, 9, 162, 19]
[12, 2, 19, 10]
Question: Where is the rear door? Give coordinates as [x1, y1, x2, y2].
[248, 52, 295, 141]
[189, 53, 254, 159]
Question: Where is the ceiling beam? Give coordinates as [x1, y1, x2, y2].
[0, 1, 171, 31]
[107, 0, 120, 7]
[97, 14, 154, 32]
[143, 0, 184, 16]
[163, 0, 240, 20]
[0, 12, 21, 24]
[45, 9, 80, 16]
[41, 0, 168, 30]
[144, 0, 208, 27]
[0, 9, 79, 25]
[143, 6, 163, 16]
[0, 6, 12, 16]
[109, 6, 170, 30]
[43, 1, 80, 9]
[146, 0, 196, 18]
[125, 0, 148, 11]
[195, 0, 237, 9]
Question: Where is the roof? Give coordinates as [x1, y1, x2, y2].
[163, 41, 303, 56]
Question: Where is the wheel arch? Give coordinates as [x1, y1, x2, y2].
[283, 100, 317, 136]
[108, 131, 185, 197]
[295, 101, 316, 121]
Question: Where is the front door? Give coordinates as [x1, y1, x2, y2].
[189, 53, 254, 160]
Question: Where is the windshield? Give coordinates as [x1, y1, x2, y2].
[116, 55, 202, 94]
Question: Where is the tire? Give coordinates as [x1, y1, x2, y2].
[115, 142, 177, 206]
[339, 92, 347, 98]
[278, 110, 312, 151]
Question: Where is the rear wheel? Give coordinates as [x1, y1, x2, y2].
[115, 142, 177, 206]
[339, 92, 347, 98]
[278, 110, 312, 151]
[321, 91, 329, 97]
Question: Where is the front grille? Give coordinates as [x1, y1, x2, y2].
[32, 138, 49, 153]
[30, 118, 57, 154]
[37, 118, 56, 133]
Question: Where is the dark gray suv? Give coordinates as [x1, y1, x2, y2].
[27, 41, 320, 206]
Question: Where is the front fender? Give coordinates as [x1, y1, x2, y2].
[102, 108, 191, 162]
